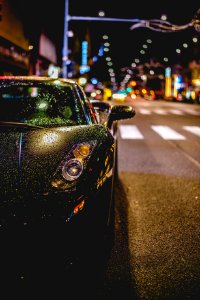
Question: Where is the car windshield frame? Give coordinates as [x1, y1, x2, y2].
[0, 80, 89, 127]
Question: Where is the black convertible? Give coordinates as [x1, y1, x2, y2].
[0, 76, 135, 282]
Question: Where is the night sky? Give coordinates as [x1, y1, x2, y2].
[10, 0, 200, 81]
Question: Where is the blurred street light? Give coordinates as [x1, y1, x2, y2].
[98, 11, 105, 17]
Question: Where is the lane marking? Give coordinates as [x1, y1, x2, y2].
[182, 108, 200, 115]
[151, 125, 186, 140]
[136, 107, 200, 116]
[153, 109, 168, 115]
[120, 125, 199, 141]
[119, 125, 144, 140]
[183, 126, 200, 137]
[169, 109, 184, 115]
[138, 109, 151, 115]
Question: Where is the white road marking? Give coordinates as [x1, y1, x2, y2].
[183, 126, 200, 137]
[137, 107, 200, 116]
[153, 109, 168, 115]
[120, 125, 199, 141]
[182, 108, 200, 115]
[119, 125, 144, 139]
[151, 125, 186, 140]
[138, 109, 151, 115]
[169, 109, 184, 115]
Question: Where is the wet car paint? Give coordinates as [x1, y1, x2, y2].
[0, 76, 134, 279]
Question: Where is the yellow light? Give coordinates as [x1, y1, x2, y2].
[78, 77, 87, 85]
[141, 89, 147, 94]
[51, 179, 70, 189]
[165, 77, 172, 97]
[192, 79, 200, 87]
[79, 144, 90, 156]
[173, 75, 178, 97]
[130, 80, 136, 86]
[191, 91, 196, 100]
[150, 90, 155, 95]
[73, 143, 91, 159]
[104, 88, 112, 98]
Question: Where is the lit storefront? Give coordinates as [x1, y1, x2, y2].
[35, 33, 59, 77]
[0, 36, 29, 75]
[0, 0, 30, 75]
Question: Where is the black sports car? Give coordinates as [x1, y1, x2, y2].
[0, 76, 135, 281]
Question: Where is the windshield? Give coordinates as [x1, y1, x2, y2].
[0, 82, 87, 126]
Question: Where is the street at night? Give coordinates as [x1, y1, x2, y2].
[0, 1, 200, 299]
[98, 98, 200, 299]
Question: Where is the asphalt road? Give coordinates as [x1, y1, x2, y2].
[97, 98, 200, 299]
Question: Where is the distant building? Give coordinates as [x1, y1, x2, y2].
[0, 0, 30, 75]
[0, 0, 60, 77]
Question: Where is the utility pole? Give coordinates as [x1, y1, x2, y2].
[62, 0, 69, 78]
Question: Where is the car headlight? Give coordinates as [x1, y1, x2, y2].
[62, 159, 83, 181]
[73, 142, 91, 160]
[51, 140, 97, 190]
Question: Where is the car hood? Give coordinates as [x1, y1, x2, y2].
[0, 124, 109, 197]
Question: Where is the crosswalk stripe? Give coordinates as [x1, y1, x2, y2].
[119, 125, 144, 139]
[119, 125, 200, 140]
[136, 108, 200, 116]
[154, 109, 168, 115]
[182, 108, 200, 115]
[138, 108, 151, 115]
[169, 109, 184, 115]
[151, 125, 186, 140]
[183, 126, 200, 137]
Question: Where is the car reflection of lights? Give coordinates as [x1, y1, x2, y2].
[42, 132, 59, 144]
[53, 79, 62, 85]
[73, 200, 85, 215]
[66, 199, 85, 222]
[28, 131, 65, 154]
[56, 127, 73, 132]
[38, 101, 48, 110]
[36, 99, 49, 111]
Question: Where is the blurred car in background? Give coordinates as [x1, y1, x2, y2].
[112, 91, 127, 101]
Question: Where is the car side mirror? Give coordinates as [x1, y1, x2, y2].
[90, 99, 111, 124]
[107, 105, 135, 128]
[90, 99, 111, 111]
